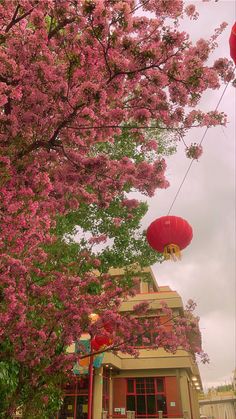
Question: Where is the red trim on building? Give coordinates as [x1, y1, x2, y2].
[112, 376, 182, 418]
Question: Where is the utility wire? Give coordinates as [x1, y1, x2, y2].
[167, 77, 233, 215]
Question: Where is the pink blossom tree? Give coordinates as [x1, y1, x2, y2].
[0, 0, 234, 417]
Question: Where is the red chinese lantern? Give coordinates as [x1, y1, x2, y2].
[229, 22, 236, 64]
[146, 215, 193, 260]
[103, 320, 114, 333]
[91, 335, 112, 352]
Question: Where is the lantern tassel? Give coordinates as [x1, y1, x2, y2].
[163, 244, 181, 261]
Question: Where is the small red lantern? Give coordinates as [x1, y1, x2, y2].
[146, 215, 193, 260]
[229, 22, 236, 64]
[91, 335, 112, 352]
[103, 321, 113, 333]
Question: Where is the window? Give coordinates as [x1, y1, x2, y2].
[126, 378, 167, 418]
[134, 330, 160, 347]
[102, 369, 110, 412]
[127, 395, 135, 411]
[136, 378, 145, 393]
[58, 396, 76, 418]
[58, 378, 89, 419]
[127, 379, 134, 393]
[134, 314, 173, 349]
[134, 314, 173, 348]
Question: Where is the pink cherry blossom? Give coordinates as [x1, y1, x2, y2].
[0, 1, 231, 415]
[186, 143, 203, 160]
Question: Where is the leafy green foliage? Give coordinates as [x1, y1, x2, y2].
[52, 197, 163, 275]
[91, 124, 177, 163]
[0, 357, 64, 419]
[0, 361, 19, 417]
[215, 384, 233, 392]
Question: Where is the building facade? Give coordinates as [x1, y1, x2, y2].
[58, 268, 202, 419]
[199, 390, 236, 419]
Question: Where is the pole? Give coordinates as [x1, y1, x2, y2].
[87, 354, 94, 419]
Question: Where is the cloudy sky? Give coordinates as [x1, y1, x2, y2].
[142, 0, 235, 390]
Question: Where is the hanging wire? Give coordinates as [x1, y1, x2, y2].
[167, 76, 233, 215]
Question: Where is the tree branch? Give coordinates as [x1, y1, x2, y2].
[107, 49, 184, 84]
[0, 75, 18, 86]
[107, 63, 163, 83]
[5, 4, 20, 32]
[78, 312, 181, 360]
[66, 123, 183, 132]
[48, 17, 75, 40]
[89, 18, 112, 80]
[16, 103, 85, 160]
[5, 7, 34, 33]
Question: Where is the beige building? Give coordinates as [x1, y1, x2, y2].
[199, 371, 236, 419]
[199, 391, 236, 419]
[58, 267, 203, 419]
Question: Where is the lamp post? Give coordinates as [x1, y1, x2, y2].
[87, 314, 99, 419]
[87, 313, 111, 419]
[87, 346, 94, 419]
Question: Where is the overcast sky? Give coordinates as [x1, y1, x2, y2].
[142, 0, 235, 390]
